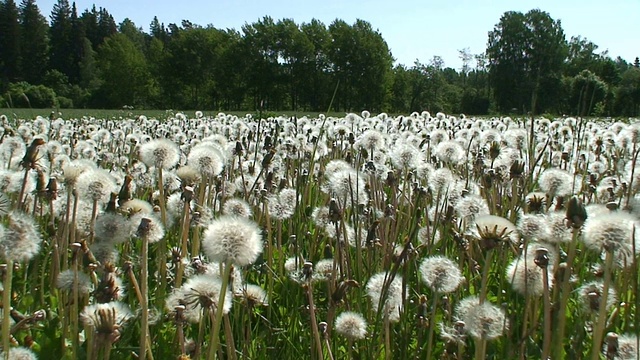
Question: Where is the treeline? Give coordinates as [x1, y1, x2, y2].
[0, 1, 639, 116]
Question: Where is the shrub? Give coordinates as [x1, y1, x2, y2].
[3, 82, 59, 108]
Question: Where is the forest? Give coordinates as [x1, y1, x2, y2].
[0, 0, 639, 116]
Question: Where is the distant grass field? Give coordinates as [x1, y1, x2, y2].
[0, 108, 348, 121]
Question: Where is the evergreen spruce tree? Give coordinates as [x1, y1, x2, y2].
[80, 5, 98, 49]
[49, 0, 73, 79]
[19, 0, 49, 84]
[69, 2, 85, 83]
[0, 0, 22, 84]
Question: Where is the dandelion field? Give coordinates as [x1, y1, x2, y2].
[0, 110, 639, 359]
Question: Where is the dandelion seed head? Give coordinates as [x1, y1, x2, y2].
[56, 269, 93, 294]
[80, 301, 133, 334]
[90, 242, 120, 265]
[223, 198, 252, 218]
[312, 258, 338, 282]
[505, 250, 554, 297]
[469, 214, 519, 247]
[267, 188, 297, 220]
[538, 168, 573, 198]
[0, 211, 42, 262]
[456, 195, 490, 226]
[578, 281, 617, 314]
[130, 213, 165, 243]
[335, 311, 368, 341]
[517, 214, 551, 242]
[181, 274, 233, 323]
[389, 143, 421, 170]
[325, 168, 369, 205]
[366, 272, 404, 322]
[428, 168, 455, 197]
[62, 159, 96, 186]
[582, 212, 635, 252]
[238, 283, 268, 307]
[120, 198, 153, 215]
[138, 140, 183, 171]
[187, 144, 224, 177]
[94, 213, 130, 244]
[545, 211, 573, 243]
[76, 169, 117, 203]
[166, 192, 193, 221]
[202, 216, 263, 266]
[176, 165, 202, 187]
[356, 130, 385, 152]
[455, 296, 507, 340]
[435, 140, 466, 165]
[417, 226, 440, 246]
[605, 333, 639, 360]
[419, 255, 464, 293]
[0, 347, 38, 360]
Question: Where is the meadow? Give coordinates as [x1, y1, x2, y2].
[0, 109, 638, 360]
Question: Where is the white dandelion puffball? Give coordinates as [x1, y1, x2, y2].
[202, 216, 263, 266]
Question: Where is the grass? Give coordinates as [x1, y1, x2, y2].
[0, 111, 638, 360]
[0, 108, 348, 122]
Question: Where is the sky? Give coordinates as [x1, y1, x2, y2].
[36, 0, 639, 69]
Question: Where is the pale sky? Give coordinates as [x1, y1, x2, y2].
[36, 0, 639, 69]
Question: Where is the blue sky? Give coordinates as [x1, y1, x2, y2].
[37, 0, 639, 69]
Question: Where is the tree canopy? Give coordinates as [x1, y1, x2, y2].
[0, 1, 638, 116]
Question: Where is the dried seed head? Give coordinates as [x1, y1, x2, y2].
[533, 248, 550, 268]
[566, 195, 587, 229]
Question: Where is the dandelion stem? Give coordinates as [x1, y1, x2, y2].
[223, 314, 237, 360]
[306, 282, 324, 360]
[384, 312, 391, 360]
[542, 265, 551, 359]
[140, 235, 149, 360]
[17, 167, 29, 210]
[156, 167, 169, 309]
[208, 260, 233, 360]
[84, 325, 94, 360]
[474, 335, 487, 360]
[175, 195, 192, 288]
[554, 229, 580, 358]
[479, 249, 494, 304]
[2, 263, 13, 360]
[591, 250, 614, 360]
[71, 246, 80, 360]
[89, 199, 98, 244]
[425, 291, 439, 360]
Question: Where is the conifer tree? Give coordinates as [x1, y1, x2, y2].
[0, 0, 22, 84]
[19, 0, 49, 84]
[49, 0, 73, 79]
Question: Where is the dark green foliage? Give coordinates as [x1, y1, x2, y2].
[487, 10, 568, 114]
[48, 0, 73, 80]
[0, 3, 636, 115]
[2, 81, 58, 107]
[0, 0, 21, 84]
[19, 0, 49, 85]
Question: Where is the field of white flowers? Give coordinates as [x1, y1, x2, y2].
[0, 110, 638, 360]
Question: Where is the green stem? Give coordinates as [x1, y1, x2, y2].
[71, 251, 80, 360]
[175, 196, 191, 288]
[474, 336, 487, 360]
[542, 266, 551, 359]
[591, 250, 614, 360]
[157, 167, 168, 309]
[553, 230, 580, 359]
[140, 235, 149, 360]
[425, 291, 439, 360]
[207, 260, 233, 360]
[306, 282, 324, 360]
[479, 249, 494, 304]
[2, 263, 13, 359]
